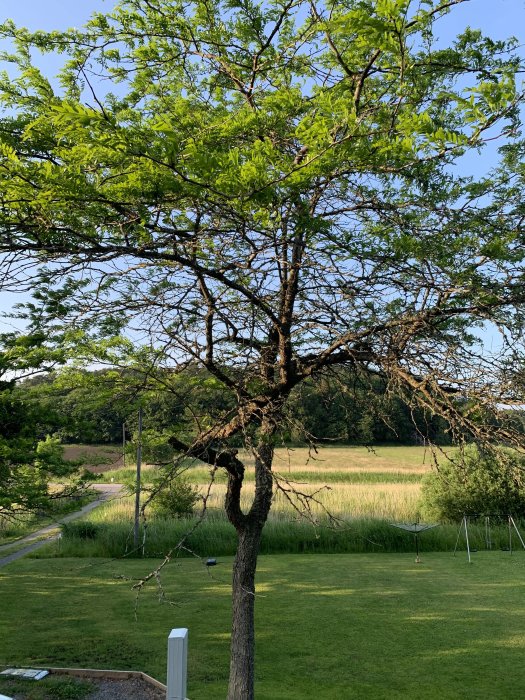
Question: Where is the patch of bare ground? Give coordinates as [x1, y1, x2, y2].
[63, 445, 124, 473]
[0, 674, 165, 700]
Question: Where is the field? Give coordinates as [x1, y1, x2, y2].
[102, 444, 441, 520]
[190, 445, 436, 520]
[6, 444, 442, 553]
[4, 445, 525, 699]
[53, 445, 479, 559]
[62, 444, 125, 472]
[53, 444, 525, 559]
[2, 552, 525, 699]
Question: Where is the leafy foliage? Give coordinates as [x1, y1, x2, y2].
[0, 344, 89, 519]
[149, 475, 200, 519]
[1, 0, 525, 695]
[0, 426, 84, 518]
[421, 448, 525, 521]
[14, 367, 457, 447]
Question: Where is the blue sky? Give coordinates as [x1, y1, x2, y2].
[0, 0, 524, 340]
[1, 0, 115, 30]
[1, 0, 523, 40]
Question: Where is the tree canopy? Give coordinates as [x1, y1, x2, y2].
[1, 0, 525, 696]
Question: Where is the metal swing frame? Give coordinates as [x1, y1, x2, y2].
[454, 514, 525, 563]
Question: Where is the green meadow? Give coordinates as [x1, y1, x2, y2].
[4, 445, 524, 699]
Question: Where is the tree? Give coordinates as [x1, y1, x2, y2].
[285, 371, 452, 444]
[0, 334, 87, 520]
[149, 475, 200, 519]
[1, 1, 525, 695]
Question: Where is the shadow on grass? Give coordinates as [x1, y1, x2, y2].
[2, 552, 525, 699]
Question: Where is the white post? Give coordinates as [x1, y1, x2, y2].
[167, 628, 188, 700]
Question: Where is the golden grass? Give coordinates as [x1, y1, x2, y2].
[88, 497, 135, 523]
[194, 480, 422, 521]
[95, 446, 443, 523]
[91, 482, 422, 523]
[88, 479, 422, 523]
[183, 445, 445, 484]
[221, 444, 443, 474]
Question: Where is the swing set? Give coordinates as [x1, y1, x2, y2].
[390, 514, 525, 564]
[454, 514, 525, 563]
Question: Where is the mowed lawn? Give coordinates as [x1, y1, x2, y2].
[2, 551, 525, 699]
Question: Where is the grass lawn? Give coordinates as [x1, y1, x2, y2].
[0, 674, 94, 700]
[2, 551, 525, 699]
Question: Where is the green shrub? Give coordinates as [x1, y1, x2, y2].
[61, 520, 103, 540]
[421, 447, 525, 521]
[149, 477, 200, 519]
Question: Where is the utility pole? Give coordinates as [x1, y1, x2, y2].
[133, 407, 143, 551]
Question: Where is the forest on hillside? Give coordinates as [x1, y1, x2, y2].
[6, 366, 522, 449]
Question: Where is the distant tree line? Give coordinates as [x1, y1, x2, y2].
[11, 367, 466, 447]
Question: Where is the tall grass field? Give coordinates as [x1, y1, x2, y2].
[100, 444, 439, 519]
[51, 445, 524, 559]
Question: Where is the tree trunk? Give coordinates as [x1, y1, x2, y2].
[228, 524, 263, 699]
[227, 437, 274, 699]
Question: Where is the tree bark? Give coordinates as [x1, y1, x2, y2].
[227, 437, 274, 699]
[228, 524, 264, 699]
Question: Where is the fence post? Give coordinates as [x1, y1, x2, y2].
[167, 628, 188, 700]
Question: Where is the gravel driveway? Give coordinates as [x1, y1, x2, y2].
[0, 484, 123, 568]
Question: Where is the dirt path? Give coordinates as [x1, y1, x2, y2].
[0, 484, 123, 568]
